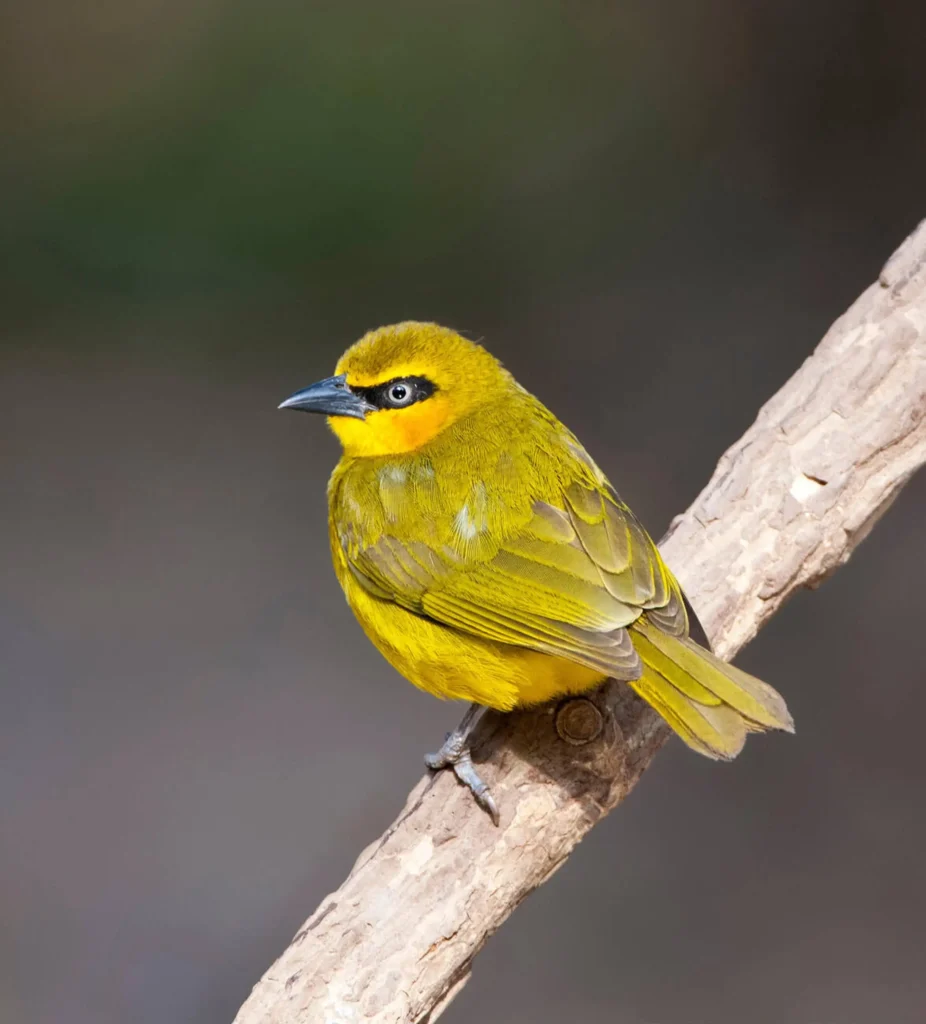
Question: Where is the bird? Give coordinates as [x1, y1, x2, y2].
[280, 322, 793, 822]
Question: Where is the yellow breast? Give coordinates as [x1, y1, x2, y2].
[334, 542, 605, 709]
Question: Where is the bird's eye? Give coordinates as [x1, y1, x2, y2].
[385, 381, 415, 407]
[362, 375, 436, 411]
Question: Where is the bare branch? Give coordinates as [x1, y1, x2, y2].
[234, 220, 926, 1024]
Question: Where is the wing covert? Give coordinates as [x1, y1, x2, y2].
[340, 444, 689, 680]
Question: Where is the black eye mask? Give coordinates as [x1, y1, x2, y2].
[350, 376, 438, 411]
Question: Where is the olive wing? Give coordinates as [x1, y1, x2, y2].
[344, 473, 689, 682]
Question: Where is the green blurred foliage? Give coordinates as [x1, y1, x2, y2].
[2, 1, 705, 320]
[2, 0, 923, 345]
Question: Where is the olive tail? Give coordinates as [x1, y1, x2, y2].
[628, 617, 794, 759]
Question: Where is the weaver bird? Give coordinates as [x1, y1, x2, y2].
[281, 323, 793, 821]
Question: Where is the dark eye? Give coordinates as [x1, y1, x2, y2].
[385, 381, 415, 407]
[360, 375, 436, 411]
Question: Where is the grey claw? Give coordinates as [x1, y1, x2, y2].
[452, 752, 500, 826]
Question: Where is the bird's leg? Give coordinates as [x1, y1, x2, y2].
[424, 702, 482, 767]
[425, 703, 499, 825]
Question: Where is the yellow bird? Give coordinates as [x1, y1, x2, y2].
[280, 322, 793, 821]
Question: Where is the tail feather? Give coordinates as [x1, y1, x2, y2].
[631, 670, 747, 759]
[630, 616, 794, 760]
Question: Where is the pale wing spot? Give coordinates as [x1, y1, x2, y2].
[343, 494, 364, 518]
[379, 465, 408, 484]
[454, 503, 479, 540]
[470, 481, 489, 532]
[454, 482, 490, 543]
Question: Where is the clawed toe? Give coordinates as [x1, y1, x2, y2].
[424, 704, 499, 824]
[451, 752, 499, 825]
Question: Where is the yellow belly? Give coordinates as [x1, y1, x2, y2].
[342, 568, 605, 710]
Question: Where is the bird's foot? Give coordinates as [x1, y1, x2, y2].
[425, 705, 499, 825]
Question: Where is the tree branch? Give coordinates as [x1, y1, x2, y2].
[234, 220, 926, 1024]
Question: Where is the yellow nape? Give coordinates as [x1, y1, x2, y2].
[328, 321, 512, 457]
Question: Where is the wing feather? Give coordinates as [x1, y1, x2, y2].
[340, 439, 688, 682]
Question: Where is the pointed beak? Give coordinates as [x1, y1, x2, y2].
[278, 374, 371, 420]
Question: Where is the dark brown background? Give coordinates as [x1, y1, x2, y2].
[3, 2, 926, 1022]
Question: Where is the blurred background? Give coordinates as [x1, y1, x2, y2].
[3, 1, 926, 1022]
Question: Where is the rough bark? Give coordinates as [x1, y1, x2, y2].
[234, 220, 926, 1024]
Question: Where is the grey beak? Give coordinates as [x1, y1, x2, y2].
[278, 374, 371, 420]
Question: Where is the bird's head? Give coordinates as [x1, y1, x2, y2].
[279, 322, 512, 457]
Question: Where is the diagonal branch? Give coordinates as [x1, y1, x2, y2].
[234, 220, 926, 1024]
